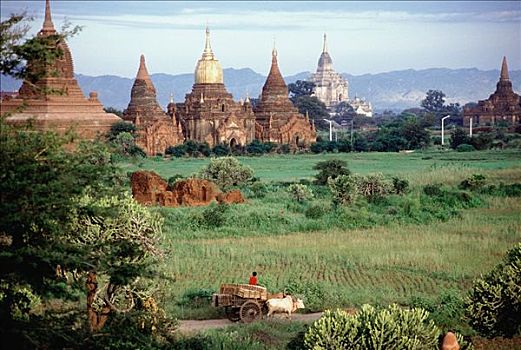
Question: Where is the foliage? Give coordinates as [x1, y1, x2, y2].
[246, 140, 276, 155]
[287, 184, 314, 202]
[456, 144, 475, 152]
[284, 280, 328, 311]
[111, 131, 146, 158]
[104, 107, 124, 117]
[304, 203, 329, 219]
[371, 115, 431, 151]
[304, 305, 442, 350]
[313, 159, 351, 185]
[212, 143, 231, 156]
[197, 157, 254, 189]
[288, 80, 316, 99]
[459, 174, 487, 191]
[108, 120, 136, 140]
[292, 95, 330, 130]
[451, 128, 471, 149]
[178, 288, 215, 308]
[167, 174, 184, 187]
[421, 90, 447, 114]
[195, 203, 230, 228]
[248, 182, 269, 199]
[466, 243, 521, 337]
[392, 177, 409, 195]
[328, 175, 358, 206]
[356, 173, 392, 201]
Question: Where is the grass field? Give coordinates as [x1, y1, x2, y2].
[120, 150, 521, 324]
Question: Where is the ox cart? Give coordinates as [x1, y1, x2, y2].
[212, 283, 282, 323]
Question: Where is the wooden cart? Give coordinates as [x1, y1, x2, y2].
[212, 283, 271, 323]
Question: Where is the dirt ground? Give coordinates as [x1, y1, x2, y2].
[178, 312, 323, 333]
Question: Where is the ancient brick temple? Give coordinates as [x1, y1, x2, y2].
[254, 47, 316, 147]
[463, 57, 521, 127]
[309, 34, 349, 109]
[174, 28, 256, 147]
[0, 0, 120, 138]
[122, 55, 183, 155]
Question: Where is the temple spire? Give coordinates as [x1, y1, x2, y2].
[40, 0, 56, 35]
[323, 33, 328, 53]
[136, 54, 151, 81]
[500, 56, 509, 81]
[169, 93, 174, 104]
[203, 26, 214, 58]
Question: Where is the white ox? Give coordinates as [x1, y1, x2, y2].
[266, 295, 305, 319]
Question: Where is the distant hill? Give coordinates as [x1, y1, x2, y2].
[2, 68, 519, 112]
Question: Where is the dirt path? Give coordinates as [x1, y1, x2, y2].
[178, 312, 323, 333]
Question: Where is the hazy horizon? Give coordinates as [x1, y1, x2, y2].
[1, 1, 520, 79]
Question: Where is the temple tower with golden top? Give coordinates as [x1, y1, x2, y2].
[175, 27, 256, 147]
[0, 0, 121, 139]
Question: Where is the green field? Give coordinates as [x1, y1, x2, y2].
[120, 150, 521, 321]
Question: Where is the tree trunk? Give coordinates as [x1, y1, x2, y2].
[86, 271, 111, 332]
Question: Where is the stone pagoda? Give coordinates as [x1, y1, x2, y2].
[0, 0, 120, 139]
[122, 55, 183, 155]
[175, 27, 256, 147]
[309, 34, 349, 109]
[254, 46, 316, 147]
[463, 56, 521, 127]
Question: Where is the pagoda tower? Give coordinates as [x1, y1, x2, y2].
[0, 0, 120, 139]
[123, 55, 183, 155]
[176, 27, 256, 147]
[463, 56, 521, 127]
[309, 33, 349, 109]
[254, 45, 316, 147]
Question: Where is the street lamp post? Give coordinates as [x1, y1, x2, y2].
[323, 119, 333, 141]
[469, 117, 473, 137]
[441, 115, 450, 146]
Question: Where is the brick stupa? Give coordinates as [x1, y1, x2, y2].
[254, 46, 316, 147]
[122, 55, 183, 155]
[0, 0, 120, 138]
[463, 56, 521, 127]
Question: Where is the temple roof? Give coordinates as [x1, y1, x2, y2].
[194, 27, 223, 84]
[317, 33, 333, 70]
[262, 46, 287, 95]
[500, 56, 510, 81]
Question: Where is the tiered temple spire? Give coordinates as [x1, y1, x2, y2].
[500, 56, 509, 81]
[40, 0, 56, 35]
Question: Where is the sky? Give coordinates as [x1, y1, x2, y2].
[1, 1, 521, 78]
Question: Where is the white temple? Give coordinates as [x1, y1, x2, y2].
[309, 34, 349, 109]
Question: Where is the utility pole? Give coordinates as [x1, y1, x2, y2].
[323, 119, 333, 141]
[441, 115, 450, 146]
[469, 117, 473, 137]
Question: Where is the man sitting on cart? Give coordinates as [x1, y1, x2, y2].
[249, 271, 258, 285]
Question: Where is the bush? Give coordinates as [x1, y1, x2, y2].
[178, 288, 215, 308]
[212, 143, 230, 156]
[304, 203, 328, 219]
[483, 183, 521, 197]
[107, 121, 136, 141]
[313, 159, 351, 185]
[456, 144, 475, 152]
[197, 157, 254, 189]
[196, 203, 230, 228]
[466, 243, 521, 337]
[304, 305, 441, 350]
[392, 177, 409, 195]
[328, 175, 358, 206]
[423, 184, 443, 197]
[167, 174, 184, 187]
[356, 173, 392, 201]
[248, 182, 269, 199]
[165, 144, 186, 157]
[287, 184, 313, 202]
[459, 174, 487, 191]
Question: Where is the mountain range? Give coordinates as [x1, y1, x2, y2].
[1, 68, 520, 112]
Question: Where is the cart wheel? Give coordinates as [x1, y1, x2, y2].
[225, 306, 240, 322]
[240, 300, 262, 323]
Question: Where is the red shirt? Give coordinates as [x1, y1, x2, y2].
[249, 276, 258, 285]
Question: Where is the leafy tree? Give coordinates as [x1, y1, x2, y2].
[421, 89, 446, 114]
[196, 157, 254, 189]
[287, 184, 314, 202]
[400, 117, 431, 149]
[313, 159, 351, 185]
[293, 95, 330, 130]
[288, 80, 315, 100]
[450, 127, 471, 149]
[108, 120, 136, 140]
[104, 107, 124, 117]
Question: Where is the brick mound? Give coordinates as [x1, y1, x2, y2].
[441, 332, 459, 350]
[130, 171, 245, 207]
[217, 190, 245, 204]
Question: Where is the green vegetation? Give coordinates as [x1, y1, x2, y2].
[466, 243, 521, 338]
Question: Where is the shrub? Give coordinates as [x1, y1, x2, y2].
[287, 184, 314, 202]
[423, 184, 443, 197]
[459, 174, 487, 191]
[304, 304, 441, 350]
[178, 288, 215, 308]
[305, 203, 328, 219]
[356, 173, 392, 201]
[313, 159, 351, 185]
[165, 144, 186, 157]
[197, 203, 230, 228]
[107, 121, 136, 141]
[197, 157, 254, 189]
[328, 175, 358, 206]
[248, 182, 269, 199]
[456, 144, 475, 152]
[167, 174, 184, 187]
[392, 177, 409, 195]
[484, 183, 521, 197]
[212, 143, 230, 156]
[466, 243, 521, 337]
[277, 144, 291, 154]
